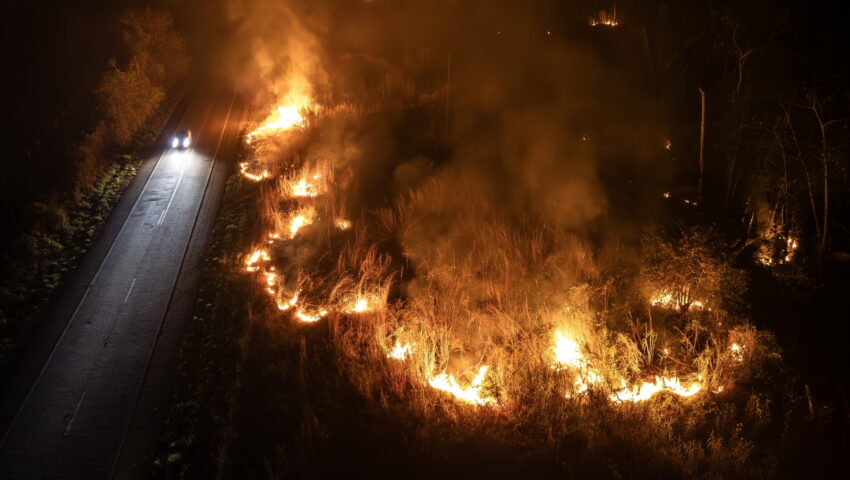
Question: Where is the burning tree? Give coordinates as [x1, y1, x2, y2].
[641, 225, 747, 315]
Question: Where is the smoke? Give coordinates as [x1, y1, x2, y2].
[224, 0, 676, 317]
[220, 0, 329, 107]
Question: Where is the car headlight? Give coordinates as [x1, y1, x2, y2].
[172, 137, 179, 148]
[183, 137, 191, 148]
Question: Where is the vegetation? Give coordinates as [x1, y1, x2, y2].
[154, 170, 259, 479]
[0, 7, 188, 377]
[157, 1, 848, 478]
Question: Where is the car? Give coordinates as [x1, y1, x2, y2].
[171, 129, 192, 149]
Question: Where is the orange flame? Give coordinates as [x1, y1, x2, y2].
[428, 366, 496, 406]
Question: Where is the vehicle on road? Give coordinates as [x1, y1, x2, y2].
[171, 129, 192, 149]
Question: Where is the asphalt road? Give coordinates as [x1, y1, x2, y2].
[0, 86, 243, 479]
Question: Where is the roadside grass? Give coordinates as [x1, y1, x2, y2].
[153, 171, 260, 479]
[0, 94, 182, 378]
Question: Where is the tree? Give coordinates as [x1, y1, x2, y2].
[120, 7, 189, 88]
[95, 60, 164, 147]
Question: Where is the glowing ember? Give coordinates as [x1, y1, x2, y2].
[589, 6, 620, 27]
[295, 307, 329, 323]
[291, 178, 319, 197]
[239, 162, 271, 182]
[263, 270, 278, 295]
[349, 298, 370, 313]
[649, 291, 708, 312]
[730, 342, 745, 362]
[244, 249, 270, 272]
[277, 292, 300, 311]
[664, 139, 672, 150]
[246, 105, 307, 144]
[287, 208, 316, 239]
[428, 366, 496, 406]
[387, 341, 414, 360]
[609, 376, 703, 403]
[335, 218, 352, 230]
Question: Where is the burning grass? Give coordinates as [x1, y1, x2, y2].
[215, 86, 806, 478]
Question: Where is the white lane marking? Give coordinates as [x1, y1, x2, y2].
[109, 92, 238, 479]
[123, 278, 137, 304]
[156, 158, 188, 226]
[0, 91, 201, 450]
[63, 391, 87, 436]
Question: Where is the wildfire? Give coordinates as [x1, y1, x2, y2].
[335, 218, 352, 230]
[757, 234, 799, 266]
[246, 104, 307, 144]
[589, 5, 620, 27]
[551, 331, 704, 401]
[295, 307, 329, 323]
[649, 291, 708, 312]
[348, 298, 370, 313]
[292, 177, 319, 197]
[267, 232, 282, 244]
[277, 291, 300, 311]
[553, 331, 586, 368]
[730, 342, 745, 362]
[609, 376, 703, 403]
[239, 162, 271, 182]
[552, 331, 603, 395]
[245, 249, 271, 272]
[263, 269, 278, 295]
[287, 208, 316, 239]
[387, 341, 414, 360]
[428, 366, 496, 406]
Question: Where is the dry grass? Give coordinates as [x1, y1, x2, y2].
[224, 95, 800, 478]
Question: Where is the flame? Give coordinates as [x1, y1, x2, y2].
[267, 232, 282, 244]
[552, 331, 603, 395]
[730, 342, 745, 362]
[263, 270, 278, 295]
[553, 331, 586, 368]
[757, 234, 800, 267]
[589, 5, 620, 27]
[387, 341, 414, 360]
[295, 307, 329, 323]
[664, 139, 672, 150]
[239, 162, 271, 182]
[246, 104, 307, 144]
[428, 366, 496, 406]
[609, 376, 703, 403]
[245, 249, 271, 272]
[350, 298, 370, 313]
[287, 208, 316, 239]
[649, 291, 708, 312]
[551, 331, 703, 401]
[277, 291, 300, 311]
[291, 178, 319, 197]
[335, 218, 352, 230]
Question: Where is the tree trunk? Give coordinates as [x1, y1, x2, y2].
[698, 87, 705, 204]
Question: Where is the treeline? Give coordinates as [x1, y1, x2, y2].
[76, 7, 189, 192]
[0, 7, 189, 376]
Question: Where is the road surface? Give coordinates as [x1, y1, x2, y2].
[0, 86, 243, 478]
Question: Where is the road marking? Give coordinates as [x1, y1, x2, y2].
[157, 105, 213, 227]
[63, 391, 87, 437]
[110, 91, 239, 479]
[123, 278, 137, 304]
[0, 90, 200, 450]
[156, 161, 188, 226]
